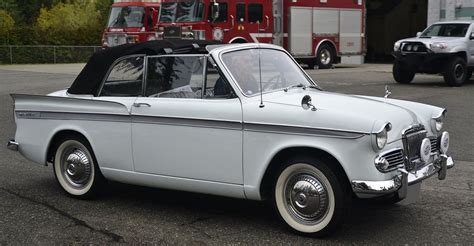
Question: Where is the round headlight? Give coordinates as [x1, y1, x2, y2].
[420, 138, 432, 164]
[376, 129, 388, 150]
[440, 131, 449, 154]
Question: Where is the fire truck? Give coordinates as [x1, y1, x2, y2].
[102, 0, 161, 48]
[156, 0, 365, 68]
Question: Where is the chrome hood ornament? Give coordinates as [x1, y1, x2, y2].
[384, 85, 392, 98]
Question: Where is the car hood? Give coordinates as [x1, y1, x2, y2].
[243, 90, 438, 142]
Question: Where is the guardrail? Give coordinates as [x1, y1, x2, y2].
[0, 45, 101, 64]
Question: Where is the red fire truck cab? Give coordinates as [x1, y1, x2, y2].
[102, 0, 160, 48]
[156, 0, 365, 68]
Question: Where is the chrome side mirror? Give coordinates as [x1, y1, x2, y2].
[301, 95, 317, 111]
[416, 32, 422, 37]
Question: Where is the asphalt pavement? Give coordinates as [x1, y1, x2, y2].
[0, 64, 473, 244]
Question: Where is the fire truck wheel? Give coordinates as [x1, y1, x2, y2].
[316, 44, 335, 69]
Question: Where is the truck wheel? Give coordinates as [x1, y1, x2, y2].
[316, 44, 335, 69]
[272, 156, 350, 237]
[393, 60, 415, 84]
[443, 57, 467, 86]
[53, 136, 105, 199]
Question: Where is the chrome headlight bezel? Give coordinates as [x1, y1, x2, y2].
[372, 123, 392, 151]
[431, 109, 447, 134]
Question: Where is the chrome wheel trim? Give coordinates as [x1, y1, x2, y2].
[275, 163, 335, 233]
[284, 173, 329, 224]
[61, 148, 92, 188]
[54, 140, 95, 196]
[319, 49, 331, 65]
[454, 64, 464, 79]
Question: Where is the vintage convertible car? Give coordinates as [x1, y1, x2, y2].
[7, 40, 454, 236]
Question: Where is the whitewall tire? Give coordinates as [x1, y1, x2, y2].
[53, 137, 104, 199]
[273, 157, 350, 236]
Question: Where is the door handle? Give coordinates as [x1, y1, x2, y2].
[133, 102, 151, 107]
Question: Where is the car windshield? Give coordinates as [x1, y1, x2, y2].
[159, 1, 204, 23]
[221, 49, 315, 96]
[108, 6, 145, 28]
[420, 23, 470, 37]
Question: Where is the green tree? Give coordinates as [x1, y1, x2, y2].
[0, 10, 15, 44]
[36, 2, 103, 45]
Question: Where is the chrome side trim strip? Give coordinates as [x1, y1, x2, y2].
[132, 115, 243, 130]
[244, 123, 367, 139]
[16, 111, 130, 123]
[15, 110, 367, 138]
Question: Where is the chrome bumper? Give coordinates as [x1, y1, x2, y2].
[352, 155, 454, 199]
[7, 140, 19, 151]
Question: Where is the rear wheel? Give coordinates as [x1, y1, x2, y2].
[53, 136, 104, 199]
[272, 156, 350, 237]
[443, 56, 467, 86]
[392, 60, 415, 84]
[316, 44, 335, 69]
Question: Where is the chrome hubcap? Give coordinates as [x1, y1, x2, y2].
[285, 173, 329, 224]
[320, 49, 331, 65]
[454, 64, 464, 79]
[61, 148, 91, 188]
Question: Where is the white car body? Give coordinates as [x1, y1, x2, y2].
[8, 42, 454, 235]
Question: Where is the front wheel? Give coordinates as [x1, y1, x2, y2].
[272, 157, 350, 237]
[53, 136, 104, 199]
[392, 60, 415, 84]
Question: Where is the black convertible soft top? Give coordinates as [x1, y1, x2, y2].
[68, 40, 218, 95]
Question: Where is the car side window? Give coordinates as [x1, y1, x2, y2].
[204, 59, 233, 98]
[100, 56, 144, 97]
[146, 55, 205, 98]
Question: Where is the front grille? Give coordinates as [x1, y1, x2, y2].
[401, 42, 428, 53]
[107, 34, 127, 47]
[403, 125, 427, 171]
[429, 137, 439, 153]
[382, 149, 406, 172]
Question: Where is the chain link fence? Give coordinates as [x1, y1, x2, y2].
[0, 45, 101, 64]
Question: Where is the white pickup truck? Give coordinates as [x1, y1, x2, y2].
[393, 21, 474, 86]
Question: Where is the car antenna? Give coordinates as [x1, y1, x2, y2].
[258, 23, 264, 108]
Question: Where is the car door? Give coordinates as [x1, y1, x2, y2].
[131, 54, 243, 184]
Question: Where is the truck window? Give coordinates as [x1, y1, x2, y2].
[236, 3, 245, 23]
[208, 2, 228, 22]
[248, 4, 263, 23]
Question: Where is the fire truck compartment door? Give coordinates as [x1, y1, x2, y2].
[339, 9, 362, 54]
[289, 7, 312, 56]
[313, 9, 339, 36]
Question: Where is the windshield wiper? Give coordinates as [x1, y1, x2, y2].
[283, 83, 319, 92]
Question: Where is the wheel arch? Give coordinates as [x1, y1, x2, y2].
[259, 146, 351, 201]
[315, 39, 337, 56]
[45, 128, 95, 165]
[229, 37, 247, 44]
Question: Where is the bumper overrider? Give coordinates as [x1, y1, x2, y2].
[7, 140, 19, 151]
